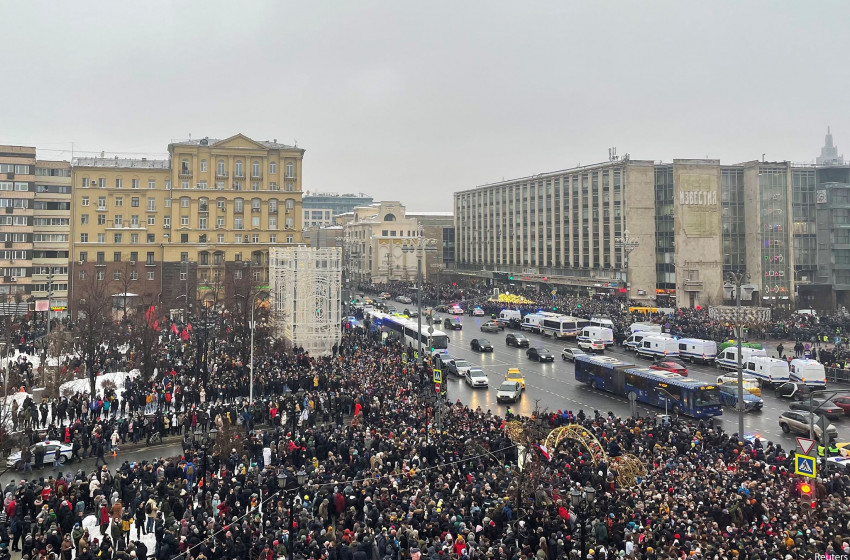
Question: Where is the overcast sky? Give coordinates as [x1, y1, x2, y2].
[1, 1, 847, 210]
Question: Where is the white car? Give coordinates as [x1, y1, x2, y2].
[497, 381, 522, 403]
[561, 347, 586, 362]
[577, 339, 605, 353]
[472, 307, 485, 316]
[448, 359, 472, 377]
[396, 295, 412, 304]
[7, 440, 73, 469]
[465, 367, 489, 388]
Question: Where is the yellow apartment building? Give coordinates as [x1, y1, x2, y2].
[70, 133, 304, 316]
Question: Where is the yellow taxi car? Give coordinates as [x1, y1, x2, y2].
[506, 368, 526, 391]
[716, 374, 762, 397]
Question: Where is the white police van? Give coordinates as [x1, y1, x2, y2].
[676, 338, 718, 364]
[744, 356, 790, 386]
[635, 335, 680, 360]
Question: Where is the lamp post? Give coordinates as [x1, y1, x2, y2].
[236, 290, 269, 405]
[288, 468, 306, 558]
[569, 486, 596, 560]
[401, 225, 437, 367]
[615, 229, 639, 301]
[43, 273, 54, 375]
[727, 270, 751, 441]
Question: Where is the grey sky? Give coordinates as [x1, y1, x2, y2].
[1, 1, 847, 210]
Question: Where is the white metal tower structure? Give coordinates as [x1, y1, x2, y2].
[270, 246, 342, 356]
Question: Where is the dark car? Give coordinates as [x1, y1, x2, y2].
[790, 398, 844, 419]
[471, 338, 494, 352]
[832, 395, 850, 415]
[506, 333, 530, 348]
[526, 347, 555, 362]
[774, 382, 818, 400]
[443, 317, 463, 330]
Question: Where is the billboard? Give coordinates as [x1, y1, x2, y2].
[678, 173, 720, 237]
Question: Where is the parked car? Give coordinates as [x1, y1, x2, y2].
[431, 352, 453, 372]
[650, 361, 689, 376]
[774, 382, 818, 400]
[471, 338, 494, 352]
[506, 333, 530, 348]
[778, 410, 838, 439]
[7, 440, 72, 470]
[472, 307, 485, 316]
[561, 347, 586, 362]
[789, 398, 844, 419]
[577, 338, 605, 353]
[481, 321, 501, 333]
[497, 381, 523, 403]
[396, 295, 412, 304]
[526, 347, 555, 362]
[447, 359, 471, 377]
[718, 384, 763, 411]
[832, 396, 850, 415]
[443, 317, 463, 330]
[717, 375, 762, 397]
[505, 368, 526, 390]
[465, 367, 489, 388]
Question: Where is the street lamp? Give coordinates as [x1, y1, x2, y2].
[615, 229, 639, 301]
[401, 225, 437, 366]
[727, 270, 751, 441]
[236, 290, 269, 404]
[570, 486, 596, 560]
[288, 467, 306, 558]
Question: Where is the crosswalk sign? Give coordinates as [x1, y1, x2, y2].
[794, 453, 816, 478]
[433, 369, 442, 383]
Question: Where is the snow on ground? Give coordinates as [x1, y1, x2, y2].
[81, 512, 157, 551]
[58, 370, 139, 397]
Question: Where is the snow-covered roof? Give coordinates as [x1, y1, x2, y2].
[73, 157, 170, 169]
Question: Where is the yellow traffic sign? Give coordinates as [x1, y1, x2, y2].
[402, 353, 408, 362]
[433, 369, 442, 383]
[794, 453, 816, 478]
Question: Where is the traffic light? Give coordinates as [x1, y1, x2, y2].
[800, 482, 815, 508]
[552, 307, 557, 311]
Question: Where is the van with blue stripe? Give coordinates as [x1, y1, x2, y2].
[716, 346, 766, 371]
[676, 338, 718, 364]
[789, 358, 826, 387]
[635, 335, 679, 360]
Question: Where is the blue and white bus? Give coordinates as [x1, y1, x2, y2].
[367, 311, 450, 351]
[575, 355, 722, 418]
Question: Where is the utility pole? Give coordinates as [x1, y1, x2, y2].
[727, 271, 750, 441]
[615, 230, 639, 301]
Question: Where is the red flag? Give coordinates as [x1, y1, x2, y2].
[186, 323, 193, 332]
[181, 329, 189, 341]
[354, 403, 362, 417]
[171, 323, 178, 334]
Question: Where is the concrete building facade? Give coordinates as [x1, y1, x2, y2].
[453, 156, 832, 309]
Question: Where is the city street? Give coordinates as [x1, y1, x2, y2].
[436, 313, 850, 445]
[0, 440, 184, 488]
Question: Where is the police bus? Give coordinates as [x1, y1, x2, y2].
[367, 311, 449, 351]
[540, 314, 589, 338]
[574, 355, 722, 418]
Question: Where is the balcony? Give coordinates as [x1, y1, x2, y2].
[179, 170, 193, 179]
[251, 173, 263, 180]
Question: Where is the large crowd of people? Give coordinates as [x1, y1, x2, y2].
[0, 283, 848, 560]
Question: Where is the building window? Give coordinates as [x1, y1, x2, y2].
[131, 197, 139, 207]
[181, 216, 189, 226]
[147, 233, 155, 243]
[180, 197, 190, 208]
[269, 234, 276, 243]
[81, 196, 89, 206]
[285, 198, 294, 210]
[181, 181, 189, 190]
[251, 182, 259, 191]
[200, 159, 208, 172]
[114, 233, 122, 243]
[217, 160, 225, 176]
[148, 179, 156, 189]
[79, 251, 88, 262]
[114, 215, 123, 226]
[285, 162, 294, 178]
[131, 215, 139, 227]
[216, 217, 225, 228]
[132, 178, 139, 189]
[97, 215, 106, 225]
[181, 159, 190, 174]
[80, 233, 88, 242]
[147, 271, 155, 281]
[114, 197, 123, 207]
[269, 217, 277, 229]
[235, 269, 243, 280]
[96, 271, 105, 281]
[115, 178, 122, 188]
[252, 216, 260, 227]
[164, 199, 171, 207]
[82, 178, 89, 188]
[252, 198, 261, 211]
[285, 217, 293, 229]
[234, 217, 244, 230]
[130, 251, 138, 261]
[235, 161, 244, 177]
[234, 198, 243, 213]
[97, 197, 106, 210]
[146, 252, 155, 265]
[147, 216, 155, 226]
[286, 235, 293, 243]
[252, 161, 260, 177]
[285, 183, 294, 192]
[113, 251, 122, 262]
[97, 233, 105, 243]
[130, 271, 138, 280]
[270, 162, 277, 174]
[199, 217, 208, 229]
[199, 180, 207, 190]
[96, 252, 105, 264]
[217, 234, 224, 243]
[81, 214, 89, 225]
[147, 198, 156, 211]
[130, 234, 139, 243]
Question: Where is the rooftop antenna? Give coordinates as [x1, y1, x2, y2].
[609, 147, 619, 161]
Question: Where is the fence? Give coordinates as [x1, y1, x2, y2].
[826, 367, 850, 385]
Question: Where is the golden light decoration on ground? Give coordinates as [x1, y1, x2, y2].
[543, 424, 646, 488]
[489, 293, 534, 305]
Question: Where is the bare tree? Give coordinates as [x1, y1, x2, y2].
[126, 293, 162, 385]
[72, 265, 116, 396]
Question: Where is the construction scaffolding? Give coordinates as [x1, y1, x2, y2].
[270, 246, 342, 356]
